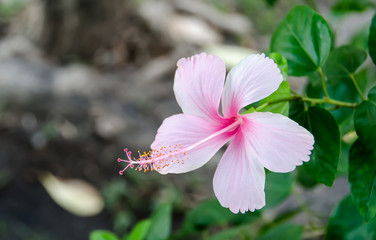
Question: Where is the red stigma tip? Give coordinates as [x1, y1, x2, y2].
[119, 170, 123, 175]
[117, 158, 121, 162]
[124, 148, 128, 152]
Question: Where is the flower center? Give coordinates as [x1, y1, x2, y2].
[117, 117, 243, 174]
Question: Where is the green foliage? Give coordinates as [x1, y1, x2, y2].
[349, 139, 376, 222]
[181, 199, 234, 234]
[296, 167, 318, 188]
[354, 86, 376, 147]
[259, 81, 291, 116]
[207, 225, 252, 240]
[269, 52, 288, 81]
[258, 223, 303, 240]
[270, 6, 332, 76]
[332, 0, 376, 13]
[320, 46, 368, 133]
[323, 46, 367, 121]
[127, 219, 151, 240]
[326, 195, 376, 239]
[369, 14, 376, 65]
[324, 46, 367, 86]
[145, 204, 172, 240]
[181, 198, 260, 236]
[291, 107, 340, 186]
[90, 230, 119, 240]
[265, 172, 293, 208]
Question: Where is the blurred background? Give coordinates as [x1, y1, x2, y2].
[0, 0, 374, 239]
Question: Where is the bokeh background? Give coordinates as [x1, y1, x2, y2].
[0, 0, 374, 239]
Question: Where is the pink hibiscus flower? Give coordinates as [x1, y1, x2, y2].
[118, 53, 314, 213]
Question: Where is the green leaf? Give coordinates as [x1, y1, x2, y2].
[324, 46, 367, 81]
[127, 219, 151, 240]
[268, 52, 288, 81]
[326, 195, 376, 240]
[291, 107, 340, 186]
[350, 27, 370, 51]
[270, 6, 332, 76]
[90, 230, 119, 240]
[370, 14, 376, 66]
[181, 198, 260, 235]
[349, 139, 376, 222]
[331, 0, 375, 13]
[296, 167, 318, 188]
[182, 199, 234, 234]
[259, 81, 291, 116]
[324, 46, 367, 101]
[258, 223, 303, 240]
[354, 86, 376, 147]
[146, 204, 171, 240]
[208, 225, 252, 240]
[265, 172, 293, 208]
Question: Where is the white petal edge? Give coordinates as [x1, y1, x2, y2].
[174, 53, 226, 121]
[242, 112, 314, 173]
[221, 54, 283, 117]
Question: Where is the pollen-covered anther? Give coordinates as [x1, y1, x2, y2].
[117, 145, 186, 174]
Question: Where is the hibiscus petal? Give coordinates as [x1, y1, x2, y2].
[213, 131, 266, 214]
[151, 114, 231, 174]
[221, 54, 283, 117]
[174, 53, 226, 121]
[242, 112, 314, 173]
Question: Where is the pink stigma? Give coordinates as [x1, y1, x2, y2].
[117, 145, 187, 174]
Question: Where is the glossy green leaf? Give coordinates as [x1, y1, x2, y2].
[322, 46, 367, 129]
[146, 204, 171, 240]
[332, 0, 375, 13]
[270, 6, 332, 76]
[354, 86, 376, 147]
[370, 14, 376, 65]
[265, 172, 293, 208]
[269, 52, 288, 81]
[349, 139, 376, 222]
[127, 219, 151, 240]
[259, 81, 291, 116]
[324, 46, 367, 102]
[326, 195, 376, 240]
[291, 107, 340, 186]
[90, 230, 119, 240]
[258, 223, 303, 240]
[324, 46, 367, 82]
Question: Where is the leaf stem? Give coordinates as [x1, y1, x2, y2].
[349, 73, 366, 101]
[255, 95, 357, 112]
[318, 67, 329, 98]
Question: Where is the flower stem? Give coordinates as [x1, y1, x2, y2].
[318, 67, 329, 98]
[255, 95, 357, 112]
[349, 73, 366, 101]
